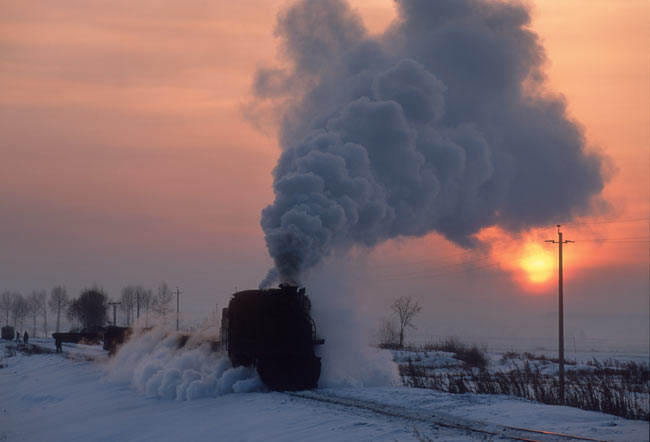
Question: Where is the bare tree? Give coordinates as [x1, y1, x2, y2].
[120, 286, 137, 326]
[49, 286, 69, 333]
[67, 287, 108, 329]
[42, 292, 48, 337]
[133, 285, 148, 323]
[11, 293, 29, 331]
[152, 283, 173, 327]
[391, 296, 422, 348]
[0, 291, 12, 326]
[140, 288, 153, 327]
[27, 291, 46, 337]
[38, 290, 47, 336]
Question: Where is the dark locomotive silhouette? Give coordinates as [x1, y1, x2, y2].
[221, 284, 324, 391]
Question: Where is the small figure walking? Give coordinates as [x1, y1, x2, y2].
[55, 337, 63, 353]
[15, 330, 20, 341]
[23, 330, 29, 345]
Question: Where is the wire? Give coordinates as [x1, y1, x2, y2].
[563, 217, 649, 226]
[370, 248, 476, 270]
[360, 218, 649, 282]
[584, 239, 650, 245]
[372, 255, 492, 279]
[376, 258, 500, 281]
[572, 236, 650, 241]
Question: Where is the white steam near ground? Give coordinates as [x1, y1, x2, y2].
[306, 260, 400, 388]
[104, 328, 263, 400]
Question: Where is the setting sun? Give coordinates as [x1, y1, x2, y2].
[518, 243, 554, 284]
[477, 226, 560, 290]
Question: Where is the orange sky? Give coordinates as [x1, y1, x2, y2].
[0, 0, 647, 343]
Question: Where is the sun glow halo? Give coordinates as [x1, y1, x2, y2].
[518, 243, 554, 284]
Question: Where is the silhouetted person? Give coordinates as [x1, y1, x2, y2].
[55, 337, 62, 353]
[15, 330, 20, 341]
[23, 331, 28, 345]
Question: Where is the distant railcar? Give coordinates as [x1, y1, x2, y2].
[1, 326, 14, 340]
[52, 326, 104, 345]
[103, 326, 133, 354]
[221, 284, 324, 391]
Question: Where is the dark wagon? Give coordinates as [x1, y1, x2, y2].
[103, 325, 133, 354]
[52, 326, 104, 345]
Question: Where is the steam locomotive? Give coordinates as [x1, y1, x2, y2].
[97, 283, 324, 391]
[221, 284, 324, 391]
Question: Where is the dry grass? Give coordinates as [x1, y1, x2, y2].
[400, 353, 649, 421]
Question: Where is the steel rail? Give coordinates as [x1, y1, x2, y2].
[287, 391, 608, 442]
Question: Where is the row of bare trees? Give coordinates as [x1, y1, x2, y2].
[1, 291, 49, 337]
[0, 282, 178, 337]
[117, 283, 174, 327]
[0, 286, 81, 337]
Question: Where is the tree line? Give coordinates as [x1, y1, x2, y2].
[0, 283, 178, 337]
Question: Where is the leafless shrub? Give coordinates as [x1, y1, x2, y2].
[377, 318, 400, 349]
[410, 338, 489, 369]
[523, 352, 576, 366]
[399, 357, 649, 420]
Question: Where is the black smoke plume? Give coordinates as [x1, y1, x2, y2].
[256, 0, 607, 287]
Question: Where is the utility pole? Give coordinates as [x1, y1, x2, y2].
[545, 225, 574, 404]
[108, 302, 121, 326]
[174, 287, 182, 331]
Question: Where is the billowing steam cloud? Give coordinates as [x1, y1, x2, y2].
[257, 0, 606, 285]
[105, 329, 263, 399]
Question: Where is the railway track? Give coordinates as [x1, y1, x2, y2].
[287, 390, 609, 442]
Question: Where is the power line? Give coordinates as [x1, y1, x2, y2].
[370, 248, 476, 270]
[563, 217, 649, 226]
[365, 241, 648, 283]
[363, 220, 649, 281]
[572, 236, 650, 241]
[591, 241, 650, 244]
[373, 254, 492, 279]
[373, 237, 648, 281]
[371, 241, 648, 281]
[377, 258, 500, 281]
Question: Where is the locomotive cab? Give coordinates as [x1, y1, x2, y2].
[221, 284, 324, 390]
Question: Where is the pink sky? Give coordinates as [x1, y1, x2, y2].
[0, 0, 647, 345]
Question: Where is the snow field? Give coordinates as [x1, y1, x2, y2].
[1, 335, 648, 442]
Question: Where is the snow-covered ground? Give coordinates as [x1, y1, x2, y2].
[1, 337, 648, 442]
[392, 347, 648, 375]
